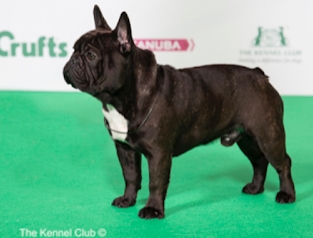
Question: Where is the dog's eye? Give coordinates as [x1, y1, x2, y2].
[86, 52, 96, 61]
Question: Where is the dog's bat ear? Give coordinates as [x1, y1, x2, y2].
[114, 12, 133, 54]
[93, 5, 111, 30]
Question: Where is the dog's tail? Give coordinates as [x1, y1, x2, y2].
[253, 67, 269, 79]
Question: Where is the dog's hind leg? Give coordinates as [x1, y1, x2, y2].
[250, 123, 295, 203]
[258, 138, 295, 203]
[274, 153, 295, 203]
[237, 134, 269, 194]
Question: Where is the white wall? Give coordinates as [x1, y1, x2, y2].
[0, 0, 312, 95]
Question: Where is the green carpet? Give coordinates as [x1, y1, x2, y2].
[1, 91, 312, 238]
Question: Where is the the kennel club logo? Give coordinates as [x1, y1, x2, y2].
[134, 39, 195, 51]
[253, 27, 288, 47]
[239, 26, 302, 64]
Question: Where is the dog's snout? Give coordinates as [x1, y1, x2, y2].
[64, 72, 77, 89]
[63, 70, 71, 85]
[71, 57, 78, 64]
[70, 54, 83, 66]
[63, 63, 73, 85]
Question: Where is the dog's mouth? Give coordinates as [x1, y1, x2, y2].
[63, 62, 77, 89]
[63, 71, 77, 89]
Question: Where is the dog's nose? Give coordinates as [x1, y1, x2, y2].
[63, 72, 77, 89]
[63, 70, 71, 84]
[71, 57, 78, 64]
[63, 61, 77, 89]
[71, 55, 82, 65]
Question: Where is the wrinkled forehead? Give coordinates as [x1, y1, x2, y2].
[73, 29, 112, 52]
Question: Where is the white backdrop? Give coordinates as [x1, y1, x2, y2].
[0, 0, 312, 95]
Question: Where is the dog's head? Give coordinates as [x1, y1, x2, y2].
[63, 5, 134, 95]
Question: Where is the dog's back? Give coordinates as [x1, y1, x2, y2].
[154, 64, 283, 155]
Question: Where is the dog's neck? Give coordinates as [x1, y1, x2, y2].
[132, 48, 159, 107]
[95, 47, 159, 123]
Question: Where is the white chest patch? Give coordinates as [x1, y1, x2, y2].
[102, 104, 129, 142]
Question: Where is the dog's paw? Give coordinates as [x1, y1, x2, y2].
[138, 207, 164, 219]
[112, 196, 136, 208]
[242, 183, 264, 194]
[276, 191, 295, 203]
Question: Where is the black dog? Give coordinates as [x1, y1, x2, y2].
[63, 5, 295, 219]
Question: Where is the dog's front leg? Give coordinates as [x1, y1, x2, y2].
[138, 152, 172, 219]
[112, 141, 142, 208]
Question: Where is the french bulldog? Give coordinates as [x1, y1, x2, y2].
[63, 5, 295, 219]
